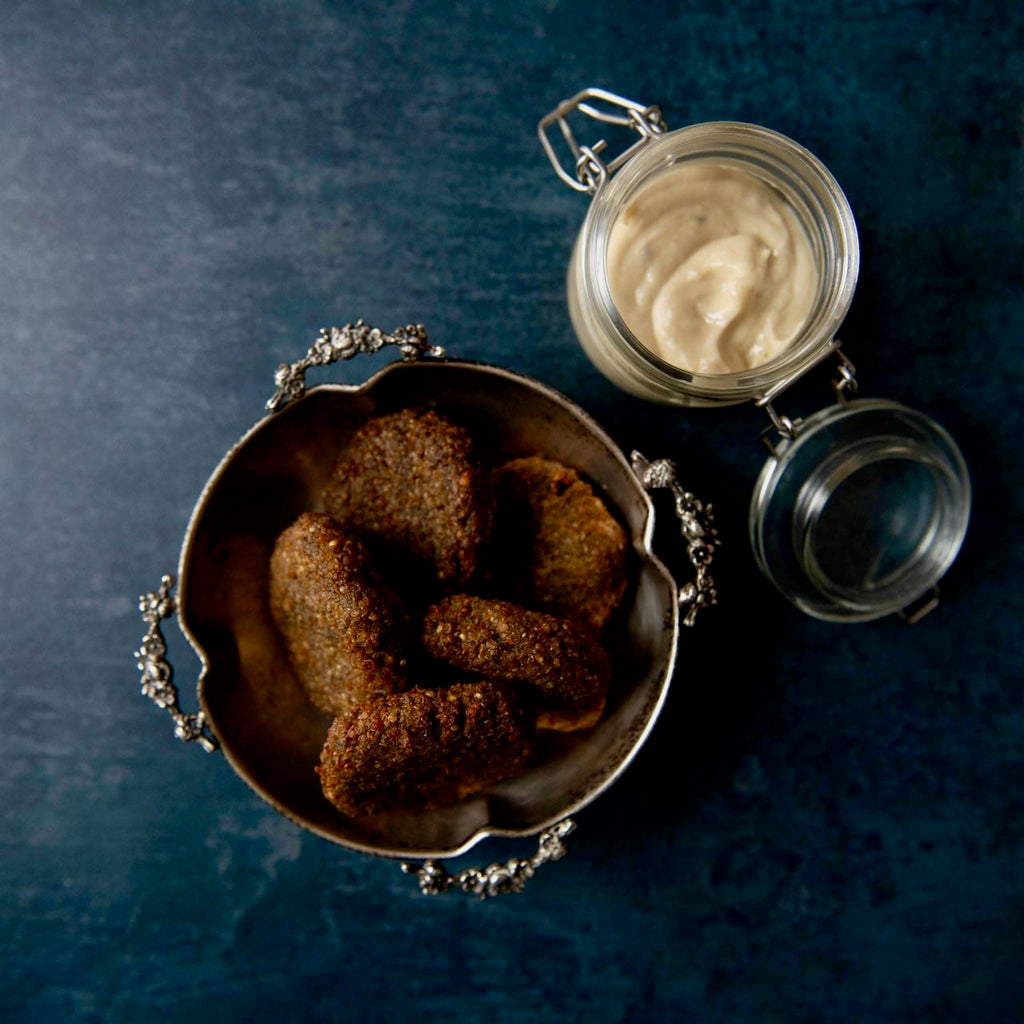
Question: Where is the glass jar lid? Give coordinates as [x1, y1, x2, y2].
[749, 398, 971, 621]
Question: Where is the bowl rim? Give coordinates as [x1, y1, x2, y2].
[174, 356, 682, 859]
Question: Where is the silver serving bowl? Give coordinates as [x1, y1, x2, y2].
[138, 335, 716, 881]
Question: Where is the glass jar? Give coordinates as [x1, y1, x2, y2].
[543, 93, 859, 406]
[540, 89, 971, 622]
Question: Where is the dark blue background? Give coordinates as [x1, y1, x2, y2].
[2, 2, 1022, 1021]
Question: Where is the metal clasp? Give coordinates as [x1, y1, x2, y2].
[538, 88, 667, 194]
[898, 585, 940, 625]
[757, 341, 858, 457]
[759, 402, 804, 458]
[831, 347, 858, 404]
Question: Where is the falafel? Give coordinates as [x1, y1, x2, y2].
[322, 407, 492, 590]
[268, 511, 411, 716]
[491, 456, 628, 634]
[422, 594, 611, 732]
[317, 680, 536, 816]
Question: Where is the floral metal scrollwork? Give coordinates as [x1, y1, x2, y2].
[631, 451, 718, 627]
[135, 575, 218, 752]
[401, 819, 576, 898]
[267, 319, 445, 411]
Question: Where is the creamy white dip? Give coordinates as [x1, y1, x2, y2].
[606, 160, 817, 375]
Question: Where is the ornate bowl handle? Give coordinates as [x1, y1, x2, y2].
[135, 575, 218, 753]
[266, 319, 445, 412]
[631, 451, 718, 627]
[401, 820, 576, 898]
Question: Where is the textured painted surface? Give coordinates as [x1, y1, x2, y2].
[1, 1, 1022, 1021]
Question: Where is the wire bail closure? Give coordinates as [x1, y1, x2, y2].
[538, 87, 667, 194]
[757, 342, 858, 457]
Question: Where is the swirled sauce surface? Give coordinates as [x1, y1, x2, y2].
[606, 161, 817, 375]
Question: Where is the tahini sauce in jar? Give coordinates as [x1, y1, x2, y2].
[606, 160, 817, 375]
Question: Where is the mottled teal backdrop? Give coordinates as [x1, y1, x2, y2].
[1, 1, 1022, 1021]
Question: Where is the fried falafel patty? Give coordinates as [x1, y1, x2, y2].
[317, 681, 536, 816]
[491, 456, 628, 634]
[322, 407, 492, 589]
[269, 512, 411, 717]
[422, 594, 611, 732]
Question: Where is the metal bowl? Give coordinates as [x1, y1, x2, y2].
[137, 330, 717, 883]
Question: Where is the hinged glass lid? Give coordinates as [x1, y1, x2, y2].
[749, 397, 971, 622]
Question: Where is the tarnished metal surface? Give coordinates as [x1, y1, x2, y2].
[167, 357, 684, 860]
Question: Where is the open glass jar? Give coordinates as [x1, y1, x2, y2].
[540, 88, 971, 622]
[552, 111, 860, 407]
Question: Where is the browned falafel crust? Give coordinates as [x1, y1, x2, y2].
[421, 594, 611, 732]
[268, 512, 411, 717]
[316, 681, 536, 816]
[321, 407, 492, 588]
[491, 456, 628, 634]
